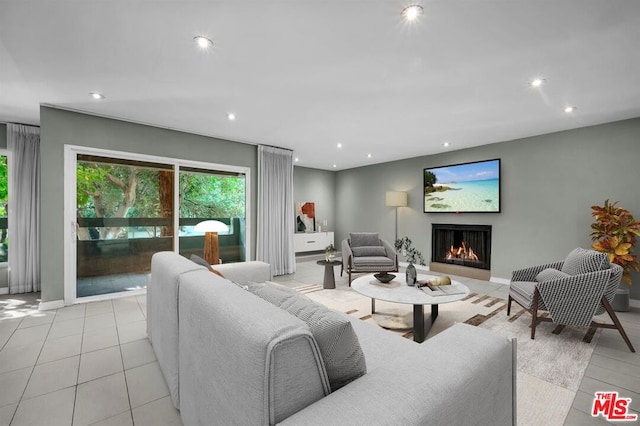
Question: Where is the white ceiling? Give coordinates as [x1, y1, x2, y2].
[1, 1, 640, 170]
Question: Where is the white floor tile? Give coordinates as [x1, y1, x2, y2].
[0, 403, 17, 425]
[125, 362, 169, 409]
[121, 339, 155, 370]
[82, 326, 119, 354]
[17, 311, 56, 329]
[85, 301, 113, 317]
[4, 324, 50, 347]
[48, 318, 85, 340]
[132, 396, 182, 426]
[117, 320, 147, 344]
[23, 355, 80, 399]
[115, 309, 145, 326]
[73, 372, 130, 426]
[38, 333, 82, 364]
[88, 410, 133, 426]
[54, 304, 86, 322]
[78, 346, 123, 383]
[12, 386, 75, 426]
[84, 312, 116, 333]
[0, 366, 32, 407]
[0, 341, 43, 373]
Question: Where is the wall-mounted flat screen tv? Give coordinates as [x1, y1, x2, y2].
[424, 159, 501, 213]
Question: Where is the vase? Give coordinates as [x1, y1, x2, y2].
[612, 285, 630, 312]
[406, 262, 417, 286]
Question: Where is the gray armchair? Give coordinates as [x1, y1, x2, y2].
[507, 247, 635, 352]
[341, 232, 398, 285]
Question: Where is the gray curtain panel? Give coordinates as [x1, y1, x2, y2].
[257, 145, 295, 276]
[7, 123, 41, 293]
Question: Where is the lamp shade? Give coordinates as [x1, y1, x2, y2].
[385, 191, 407, 207]
[194, 220, 229, 233]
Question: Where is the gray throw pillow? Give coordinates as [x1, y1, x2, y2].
[560, 248, 609, 276]
[349, 232, 380, 247]
[249, 285, 367, 391]
[535, 268, 570, 282]
[351, 246, 387, 257]
[190, 254, 213, 271]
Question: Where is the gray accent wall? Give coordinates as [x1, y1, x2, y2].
[335, 118, 640, 300]
[40, 107, 258, 303]
[293, 166, 336, 233]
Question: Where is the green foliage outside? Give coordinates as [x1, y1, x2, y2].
[0, 155, 8, 262]
[77, 160, 245, 239]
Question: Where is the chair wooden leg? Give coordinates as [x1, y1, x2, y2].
[601, 296, 636, 353]
[348, 270, 352, 287]
[530, 288, 540, 340]
[340, 263, 343, 277]
[552, 325, 565, 335]
[507, 295, 512, 316]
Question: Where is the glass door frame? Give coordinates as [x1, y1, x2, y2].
[63, 145, 251, 305]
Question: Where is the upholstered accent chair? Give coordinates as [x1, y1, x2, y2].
[507, 247, 635, 352]
[341, 232, 398, 285]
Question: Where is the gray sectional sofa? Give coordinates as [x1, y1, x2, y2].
[148, 251, 516, 425]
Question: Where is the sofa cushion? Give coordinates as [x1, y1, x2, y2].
[509, 281, 537, 309]
[249, 285, 367, 391]
[349, 232, 380, 247]
[352, 256, 395, 269]
[561, 248, 609, 276]
[351, 246, 387, 257]
[535, 268, 570, 282]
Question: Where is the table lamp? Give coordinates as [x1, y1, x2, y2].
[194, 220, 229, 265]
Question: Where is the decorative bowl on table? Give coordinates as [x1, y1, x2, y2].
[374, 272, 396, 283]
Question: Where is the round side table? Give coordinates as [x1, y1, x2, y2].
[316, 260, 342, 289]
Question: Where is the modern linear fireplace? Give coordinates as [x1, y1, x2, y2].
[431, 224, 492, 272]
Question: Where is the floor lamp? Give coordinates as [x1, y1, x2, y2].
[385, 191, 407, 243]
[194, 220, 230, 265]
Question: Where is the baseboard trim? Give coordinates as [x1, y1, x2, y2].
[630, 299, 640, 309]
[0, 287, 8, 295]
[38, 299, 65, 311]
[490, 276, 510, 285]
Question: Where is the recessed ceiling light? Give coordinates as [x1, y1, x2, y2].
[564, 106, 576, 113]
[442, 141, 450, 147]
[332, 164, 337, 168]
[193, 35, 214, 49]
[337, 143, 342, 148]
[227, 113, 236, 121]
[294, 157, 299, 162]
[89, 92, 105, 100]
[530, 78, 544, 88]
[367, 153, 372, 158]
[401, 5, 423, 21]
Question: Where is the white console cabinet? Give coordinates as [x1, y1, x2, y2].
[294, 232, 334, 253]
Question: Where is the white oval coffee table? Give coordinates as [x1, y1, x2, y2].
[351, 273, 470, 343]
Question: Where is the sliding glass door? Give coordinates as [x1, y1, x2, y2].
[75, 155, 174, 297]
[178, 167, 246, 263]
[66, 146, 250, 303]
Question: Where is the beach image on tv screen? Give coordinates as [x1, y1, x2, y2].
[424, 159, 500, 212]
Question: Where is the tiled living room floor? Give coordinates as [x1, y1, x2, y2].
[0, 257, 638, 425]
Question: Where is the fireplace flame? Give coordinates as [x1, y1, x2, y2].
[446, 242, 480, 262]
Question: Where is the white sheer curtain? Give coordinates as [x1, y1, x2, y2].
[7, 123, 41, 293]
[256, 145, 295, 276]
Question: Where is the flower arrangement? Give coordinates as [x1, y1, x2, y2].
[394, 236, 426, 266]
[325, 243, 336, 262]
